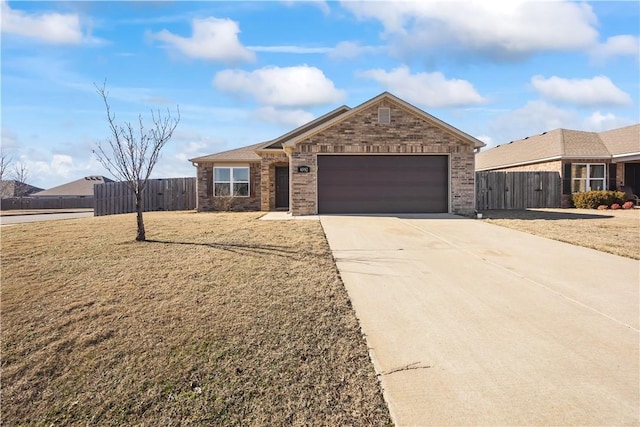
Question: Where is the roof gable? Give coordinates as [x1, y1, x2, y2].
[189, 142, 263, 163]
[598, 124, 640, 156]
[189, 92, 485, 164]
[189, 107, 352, 163]
[257, 105, 351, 151]
[562, 130, 609, 157]
[475, 130, 564, 170]
[282, 92, 485, 150]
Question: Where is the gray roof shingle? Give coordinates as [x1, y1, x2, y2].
[0, 180, 43, 197]
[32, 176, 113, 197]
[189, 142, 264, 163]
[598, 124, 640, 156]
[476, 124, 640, 170]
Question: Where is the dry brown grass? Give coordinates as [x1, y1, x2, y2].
[1, 212, 391, 426]
[482, 208, 640, 259]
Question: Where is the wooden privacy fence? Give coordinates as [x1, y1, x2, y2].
[0, 197, 94, 210]
[476, 171, 561, 210]
[94, 177, 196, 216]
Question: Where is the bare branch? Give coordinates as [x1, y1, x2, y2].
[0, 150, 12, 181]
[93, 81, 180, 241]
[11, 161, 31, 199]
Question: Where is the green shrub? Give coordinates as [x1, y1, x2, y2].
[572, 190, 626, 209]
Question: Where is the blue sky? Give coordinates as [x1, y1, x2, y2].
[1, 0, 639, 189]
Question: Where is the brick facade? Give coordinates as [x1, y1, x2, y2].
[289, 99, 476, 215]
[259, 152, 289, 211]
[195, 162, 261, 212]
[491, 160, 563, 174]
[193, 95, 480, 215]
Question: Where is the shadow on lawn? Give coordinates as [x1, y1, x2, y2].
[481, 209, 614, 221]
[145, 239, 298, 257]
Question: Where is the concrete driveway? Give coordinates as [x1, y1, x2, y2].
[320, 214, 639, 426]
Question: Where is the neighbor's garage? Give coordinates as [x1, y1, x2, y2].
[317, 155, 449, 214]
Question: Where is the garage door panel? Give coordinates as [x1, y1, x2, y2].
[318, 155, 448, 214]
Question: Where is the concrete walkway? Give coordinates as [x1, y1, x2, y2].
[259, 211, 319, 221]
[320, 214, 639, 426]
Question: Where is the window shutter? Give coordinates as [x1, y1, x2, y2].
[562, 162, 572, 194]
[378, 107, 390, 124]
[608, 164, 617, 191]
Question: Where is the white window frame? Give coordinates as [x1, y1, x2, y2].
[214, 166, 250, 197]
[571, 163, 606, 193]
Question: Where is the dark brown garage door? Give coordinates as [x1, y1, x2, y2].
[317, 155, 448, 214]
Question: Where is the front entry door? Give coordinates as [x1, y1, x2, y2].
[275, 166, 289, 209]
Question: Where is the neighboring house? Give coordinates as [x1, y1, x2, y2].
[31, 176, 113, 197]
[0, 180, 43, 198]
[475, 124, 640, 207]
[189, 92, 485, 216]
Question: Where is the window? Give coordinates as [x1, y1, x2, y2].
[571, 163, 605, 193]
[378, 107, 390, 125]
[214, 167, 249, 197]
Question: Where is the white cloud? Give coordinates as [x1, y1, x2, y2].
[590, 35, 640, 64]
[0, 0, 92, 44]
[19, 152, 105, 188]
[582, 111, 635, 132]
[150, 17, 255, 63]
[213, 65, 345, 107]
[475, 135, 493, 146]
[359, 66, 486, 108]
[251, 106, 315, 127]
[248, 45, 332, 54]
[487, 100, 579, 145]
[281, 0, 330, 15]
[341, 0, 598, 60]
[328, 41, 384, 59]
[531, 75, 632, 107]
[486, 100, 637, 148]
[171, 130, 226, 151]
[1, 128, 19, 152]
[249, 41, 385, 59]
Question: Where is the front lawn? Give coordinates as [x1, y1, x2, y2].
[482, 208, 639, 259]
[1, 212, 391, 425]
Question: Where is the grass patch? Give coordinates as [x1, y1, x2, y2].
[482, 208, 639, 259]
[1, 211, 391, 425]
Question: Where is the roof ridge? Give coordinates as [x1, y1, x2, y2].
[188, 142, 265, 163]
[282, 91, 484, 149]
[257, 105, 352, 150]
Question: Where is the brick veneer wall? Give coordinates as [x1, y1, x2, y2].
[259, 152, 289, 211]
[195, 162, 261, 212]
[289, 99, 477, 215]
[488, 160, 563, 173]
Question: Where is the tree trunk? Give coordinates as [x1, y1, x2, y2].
[135, 194, 145, 241]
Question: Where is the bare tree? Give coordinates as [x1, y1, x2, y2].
[0, 150, 12, 198]
[93, 82, 180, 241]
[0, 149, 12, 181]
[12, 161, 30, 209]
